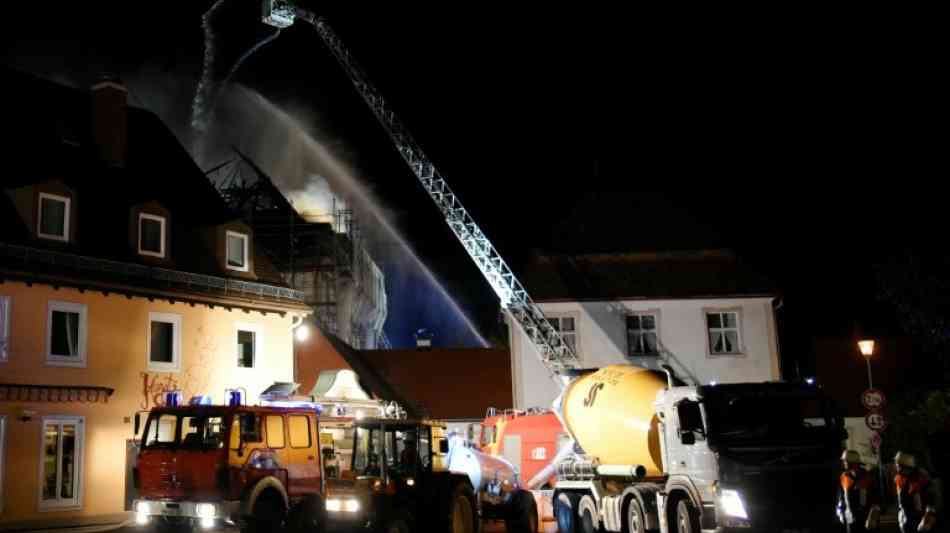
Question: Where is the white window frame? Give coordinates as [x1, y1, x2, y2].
[37, 192, 71, 242]
[0, 415, 6, 514]
[37, 415, 85, 511]
[0, 295, 10, 362]
[147, 312, 182, 373]
[46, 301, 88, 368]
[137, 213, 166, 258]
[704, 308, 745, 357]
[546, 313, 580, 358]
[627, 310, 661, 357]
[235, 322, 263, 370]
[225, 230, 249, 272]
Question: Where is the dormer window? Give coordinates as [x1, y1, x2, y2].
[226, 231, 249, 272]
[38, 193, 70, 241]
[138, 213, 166, 258]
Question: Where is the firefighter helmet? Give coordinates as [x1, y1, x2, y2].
[842, 449, 862, 464]
[895, 451, 916, 468]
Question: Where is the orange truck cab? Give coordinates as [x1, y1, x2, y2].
[132, 392, 330, 532]
[479, 409, 568, 489]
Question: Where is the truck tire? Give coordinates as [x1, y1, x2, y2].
[624, 497, 646, 533]
[447, 482, 478, 533]
[242, 491, 286, 533]
[555, 492, 580, 533]
[505, 490, 539, 533]
[286, 495, 322, 533]
[674, 498, 699, 533]
[577, 495, 598, 533]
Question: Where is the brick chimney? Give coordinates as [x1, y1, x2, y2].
[91, 74, 128, 168]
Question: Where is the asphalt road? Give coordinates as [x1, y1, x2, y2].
[112, 520, 558, 533]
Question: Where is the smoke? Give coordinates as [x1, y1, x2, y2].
[286, 177, 340, 224]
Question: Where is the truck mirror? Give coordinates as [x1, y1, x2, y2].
[134, 413, 141, 436]
[439, 439, 449, 454]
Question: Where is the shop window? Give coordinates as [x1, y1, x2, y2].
[0, 296, 9, 362]
[289, 416, 311, 449]
[38, 193, 70, 242]
[148, 312, 181, 372]
[226, 231, 249, 272]
[138, 213, 166, 258]
[39, 416, 84, 510]
[266, 416, 285, 448]
[46, 301, 87, 367]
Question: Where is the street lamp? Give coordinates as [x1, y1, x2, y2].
[858, 338, 887, 505]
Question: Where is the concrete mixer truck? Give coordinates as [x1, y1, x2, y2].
[551, 365, 846, 533]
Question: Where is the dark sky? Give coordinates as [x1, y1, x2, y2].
[2, 3, 944, 373]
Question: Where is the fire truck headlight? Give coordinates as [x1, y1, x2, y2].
[135, 511, 148, 526]
[200, 517, 215, 529]
[326, 498, 342, 512]
[326, 498, 360, 513]
[719, 489, 748, 519]
[344, 499, 360, 513]
[196, 503, 217, 519]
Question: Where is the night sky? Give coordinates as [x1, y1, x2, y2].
[2, 3, 943, 375]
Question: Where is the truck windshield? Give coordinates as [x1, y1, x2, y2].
[142, 412, 227, 450]
[352, 426, 383, 477]
[703, 390, 840, 446]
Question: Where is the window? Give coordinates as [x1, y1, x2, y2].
[707, 310, 742, 355]
[143, 414, 177, 449]
[231, 414, 262, 450]
[546, 316, 577, 354]
[627, 313, 659, 356]
[0, 296, 9, 362]
[38, 193, 70, 241]
[181, 416, 225, 450]
[148, 313, 181, 372]
[226, 231, 249, 272]
[138, 213, 166, 258]
[236, 325, 260, 369]
[289, 416, 311, 449]
[266, 416, 285, 448]
[39, 416, 84, 510]
[46, 301, 87, 367]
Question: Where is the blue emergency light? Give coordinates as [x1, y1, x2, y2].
[189, 395, 213, 406]
[164, 391, 183, 407]
[227, 389, 244, 406]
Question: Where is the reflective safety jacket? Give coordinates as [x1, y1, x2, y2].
[838, 468, 878, 523]
[896, 470, 937, 531]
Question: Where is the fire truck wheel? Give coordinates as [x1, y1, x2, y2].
[505, 490, 539, 533]
[287, 495, 322, 533]
[555, 492, 581, 533]
[243, 491, 286, 533]
[674, 498, 699, 533]
[446, 482, 478, 533]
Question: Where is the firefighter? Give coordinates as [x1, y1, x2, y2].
[837, 450, 881, 533]
[895, 451, 938, 533]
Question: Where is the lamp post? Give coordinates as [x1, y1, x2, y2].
[858, 339, 887, 506]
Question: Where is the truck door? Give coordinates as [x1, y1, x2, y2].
[503, 434, 523, 476]
[286, 413, 320, 496]
[264, 414, 290, 479]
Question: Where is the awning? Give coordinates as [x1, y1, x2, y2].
[0, 384, 115, 403]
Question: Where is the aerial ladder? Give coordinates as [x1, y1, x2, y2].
[262, 1, 579, 385]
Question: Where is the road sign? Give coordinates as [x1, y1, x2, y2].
[866, 412, 888, 432]
[862, 389, 887, 411]
[870, 431, 882, 450]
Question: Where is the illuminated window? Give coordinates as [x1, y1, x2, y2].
[627, 313, 659, 356]
[38, 193, 70, 241]
[0, 295, 9, 362]
[546, 315, 578, 354]
[289, 416, 311, 449]
[39, 416, 84, 510]
[226, 231, 249, 272]
[46, 301, 87, 367]
[706, 310, 743, 355]
[148, 313, 181, 372]
[138, 213, 165, 258]
[266, 416, 285, 448]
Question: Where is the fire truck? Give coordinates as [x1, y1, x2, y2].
[131, 385, 389, 532]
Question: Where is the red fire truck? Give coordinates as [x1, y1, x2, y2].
[131, 388, 382, 532]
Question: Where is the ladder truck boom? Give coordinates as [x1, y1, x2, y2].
[265, 2, 578, 379]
